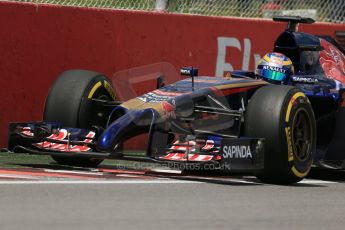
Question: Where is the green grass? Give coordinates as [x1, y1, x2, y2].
[0, 152, 53, 168]
[0, 151, 160, 170]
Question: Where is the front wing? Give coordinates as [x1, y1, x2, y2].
[8, 122, 265, 171]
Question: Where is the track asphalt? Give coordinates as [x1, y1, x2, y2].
[0, 152, 345, 230]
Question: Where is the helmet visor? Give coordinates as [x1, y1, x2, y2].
[261, 69, 287, 81]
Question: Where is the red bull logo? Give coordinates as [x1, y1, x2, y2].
[320, 39, 345, 84]
[162, 100, 176, 119]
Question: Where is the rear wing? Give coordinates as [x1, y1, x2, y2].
[273, 16, 315, 32]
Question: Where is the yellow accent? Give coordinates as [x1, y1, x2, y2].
[291, 166, 310, 178]
[121, 98, 165, 114]
[283, 60, 292, 65]
[285, 92, 306, 122]
[263, 55, 271, 63]
[88, 82, 102, 99]
[285, 127, 294, 162]
[214, 80, 268, 90]
[103, 80, 116, 100]
[285, 91, 312, 179]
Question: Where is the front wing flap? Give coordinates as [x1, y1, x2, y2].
[154, 135, 265, 171]
[8, 122, 97, 153]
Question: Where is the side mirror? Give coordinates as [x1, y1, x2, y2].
[156, 75, 165, 89]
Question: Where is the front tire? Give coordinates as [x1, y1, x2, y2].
[245, 85, 316, 184]
[44, 70, 116, 167]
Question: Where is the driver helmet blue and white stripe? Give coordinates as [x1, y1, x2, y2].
[256, 52, 294, 84]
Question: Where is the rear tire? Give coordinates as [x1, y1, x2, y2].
[44, 70, 116, 167]
[245, 85, 316, 184]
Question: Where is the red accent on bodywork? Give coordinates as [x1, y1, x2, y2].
[340, 92, 345, 107]
[320, 39, 345, 84]
[189, 154, 200, 161]
[20, 127, 34, 137]
[162, 100, 176, 119]
[33, 130, 95, 152]
[160, 153, 214, 162]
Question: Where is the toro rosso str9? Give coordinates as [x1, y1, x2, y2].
[8, 16, 345, 184]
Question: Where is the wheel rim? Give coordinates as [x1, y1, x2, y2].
[87, 83, 114, 128]
[291, 108, 312, 162]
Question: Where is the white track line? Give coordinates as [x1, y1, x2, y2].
[226, 179, 260, 184]
[44, 169, 104, 176]
[115, 174, 145, 178]
[299, 179, 337, 184]
[0, 180, 203, 185]
[0, 174, 40, 180]
[150, 169, 182, 174]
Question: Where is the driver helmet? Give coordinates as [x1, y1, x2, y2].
[256, 52, 294, 84]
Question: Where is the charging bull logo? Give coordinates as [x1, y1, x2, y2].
[320, 39, 345, 85]
[162, 100, 176, 119]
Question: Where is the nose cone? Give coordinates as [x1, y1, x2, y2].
[97, 109, 159, 151]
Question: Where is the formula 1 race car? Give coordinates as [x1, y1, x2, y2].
[7, 16, 345, 184]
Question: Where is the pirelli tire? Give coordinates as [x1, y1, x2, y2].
[245, 85, 316, 184]
[44, 70, 116, 167]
